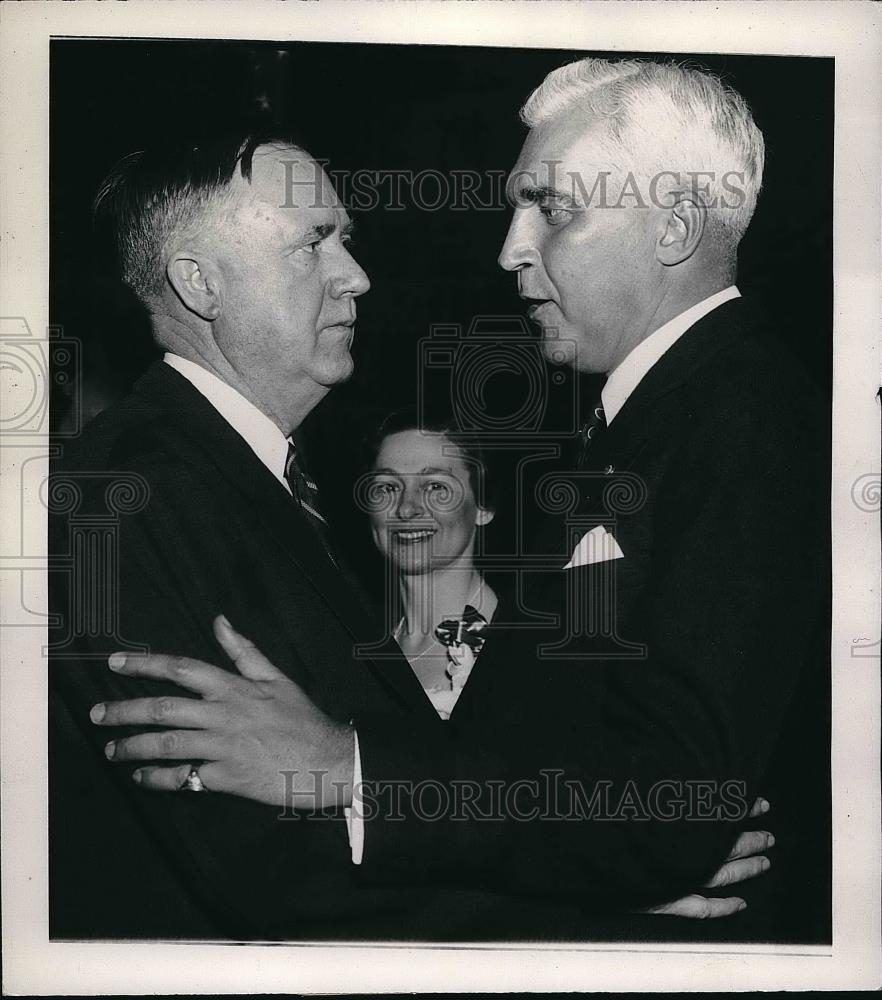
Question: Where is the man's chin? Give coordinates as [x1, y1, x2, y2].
[318, 352, 355, 386]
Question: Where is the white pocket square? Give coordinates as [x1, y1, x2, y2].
[563, 525, 625, 569]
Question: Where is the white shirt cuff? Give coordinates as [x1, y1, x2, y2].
[343, 730, 364, 865]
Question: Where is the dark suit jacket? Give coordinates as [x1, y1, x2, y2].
[356, 298, 830, 941]
[50, 362, 609, 941]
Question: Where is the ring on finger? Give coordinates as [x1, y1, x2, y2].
[180, 765, 208, 793]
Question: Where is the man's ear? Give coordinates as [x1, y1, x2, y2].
[475, 506, 495, 527]
[166, 253, 223, 320]
[657, 197, 706, 266]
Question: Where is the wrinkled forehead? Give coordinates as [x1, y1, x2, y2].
[241, 143, 342, 213]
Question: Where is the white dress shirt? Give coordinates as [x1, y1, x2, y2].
[163, 353, 292, 494]
[602, 286, 741, 424]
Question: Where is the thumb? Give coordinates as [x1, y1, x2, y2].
[213, 614, 286, 681]
[645, 894, 747, 918]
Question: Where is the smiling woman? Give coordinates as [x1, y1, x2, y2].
[361, 409, 498, 718]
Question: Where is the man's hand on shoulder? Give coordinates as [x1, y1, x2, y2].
[91, 616, 355, 809]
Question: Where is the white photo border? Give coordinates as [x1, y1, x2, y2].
[1, 0, 879, 993]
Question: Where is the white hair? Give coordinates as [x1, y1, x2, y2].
[521, 57, 765, 246]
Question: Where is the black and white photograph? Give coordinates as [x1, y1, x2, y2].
[1, 1, 879, 993]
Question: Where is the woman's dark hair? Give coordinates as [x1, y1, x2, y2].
[362, 407, 497, 513]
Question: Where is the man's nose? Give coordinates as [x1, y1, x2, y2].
[498, 210, 539, 272]
[331, 252, 371, 299]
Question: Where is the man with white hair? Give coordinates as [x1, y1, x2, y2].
[93, 58, 827, 938]
[503, 57, 764, 377]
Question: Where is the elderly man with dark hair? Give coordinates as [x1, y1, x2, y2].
[62, 55, 826, 941]
[50, 133, 428, 939]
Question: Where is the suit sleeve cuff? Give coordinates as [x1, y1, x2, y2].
[343, 729, 364, 865]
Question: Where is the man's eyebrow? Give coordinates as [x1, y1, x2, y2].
[517, 184, 578, 207]
[303, 222, 337, 242]
[286, 219, 356, 252]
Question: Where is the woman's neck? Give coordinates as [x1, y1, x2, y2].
[397, 562, 495, 639]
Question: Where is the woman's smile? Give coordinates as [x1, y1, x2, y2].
[392, 526, 437, 545]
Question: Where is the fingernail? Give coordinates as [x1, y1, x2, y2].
[108, 653, 127, 671]
[759, 798, 770, 813]
[761, 857, 771, 871]
[104, 741, 115, 759]
[132, 769, 142, 784]
[767, 833, 776, 848]
[89, 703, 106, 723]
[737, 900, 747, 912]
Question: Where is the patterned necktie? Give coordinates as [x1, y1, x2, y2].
[284, 442, 337, 564]
[575, 402, 607, 470]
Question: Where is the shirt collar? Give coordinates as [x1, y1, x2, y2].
[163, 354, 292, 493]
[602, 286, 741, 426]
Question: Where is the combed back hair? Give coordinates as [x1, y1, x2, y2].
[93, 131, 309, 305]
[362, 407, 497, 514]
[521, 57, 765, 246]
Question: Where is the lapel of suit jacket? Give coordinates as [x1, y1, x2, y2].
[538, 297, 753, 555]
[130, 363, 433, 716]
[596, 296, 750, 463]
